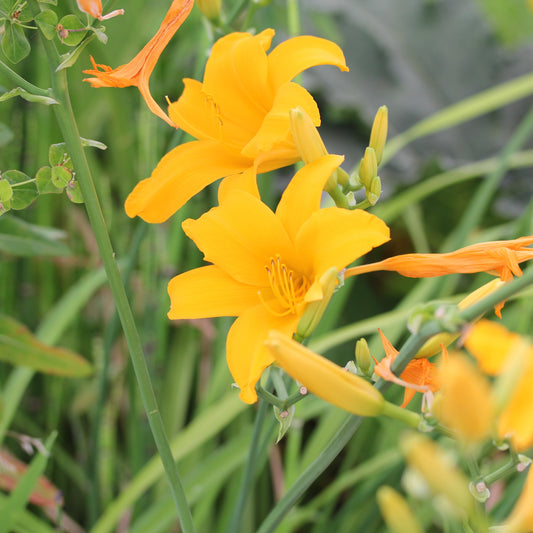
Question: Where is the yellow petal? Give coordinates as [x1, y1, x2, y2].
[227, 306, 299, 404]
[265, 331, 384, 416]
[276, 155, 344, 242]
[167, 265, 261, 319]
[241, 82, 321, 159]
[295, 208, 390, 276]
[182, 189, 296, 286]
[124, 140, 249, 222]
[217, 167, 259, 203]
[267, 35, 349, 91]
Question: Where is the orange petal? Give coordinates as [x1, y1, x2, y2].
[267, 35, 349, 91]
[77, 0, 102, 18]
[167, 265, 262, 319]
[217, 167, 260, 203]
[275, 155, 344, 242]
[182, 189, 296, 286]
[124, 140, 250, 223]
[226, 305, 299, 404]
[295, 208, 390, 277]
[83, 0, 194, 126]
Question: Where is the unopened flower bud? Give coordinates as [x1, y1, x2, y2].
[295, 267, 338, 341]
[265, 331, 385, 417]
[197, 0, 222, 21]
[358, 147, 377, 189]
[400, 432, 475, 519]
[369, 105, 388, 165]
[366, 175, 381, 205]
[376, 486, 424, 533]
[355, 338, 372, 375]
[289, 106, 328, 164]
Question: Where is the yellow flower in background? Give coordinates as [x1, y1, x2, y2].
[125, 28, 349, 223]
[465, 320, 533, 451]
[167, 155, 390, 403]
[83, 0, 194, 127]
[433, 353, 495, 444]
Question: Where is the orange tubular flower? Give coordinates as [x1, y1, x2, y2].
[167, 155, 390, 403]
[345, 236, 533, 281]
[373, 330, 440, 407]
[76, 0, 124, 20]
[83, 0, 194, 127]
[124, 28, 349, 223]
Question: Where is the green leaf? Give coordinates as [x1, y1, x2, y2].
[1, 22, 30, 63]
[35, 166, 62, 194]
[0, 432, 58, 533]
[0, 215, 70, 256]
[89, 25, 108, 44]
[65, 179, 84, 203]
[38, 0, 57, 5]
[81, 137, 107, 150]
[0, 179, 13, 203]
[0, 122, 13, 147]
[273, 405, 295, 443]
[34, 9, 58, 40]
[2, 170, 38, 210]
[0, 315, 92, 377]
[50, 165, 71, 189]
[56, 33, 94, 71]
[0, 86, 58, 105]
[48, 142, 68, 166]
[57, 14, 87, 46]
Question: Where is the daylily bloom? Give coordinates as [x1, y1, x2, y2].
[167, 155, 390, 403]
[345, 236, 533, 281]
[465, 320, 533, 451]
[373, 330, 440, 407]
[125, 28, 349, 223]
[83, 0, 194, 127]
[76, 0, 124, 20]
[433, 353, 495, 444]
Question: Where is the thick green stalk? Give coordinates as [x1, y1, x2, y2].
[26, 4, 196, 531]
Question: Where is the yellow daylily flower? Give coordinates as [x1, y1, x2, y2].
[167, 155, 390, 403]
[465, 320, 533, 451]
[125, 29, 349, 223]
[501, 465, 533, 533]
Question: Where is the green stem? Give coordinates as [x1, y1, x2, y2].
[226, 395, 270, 533]
[380, 401, 421, 428]
[0, 58, 53, 97]
[27, 4, 196, 531]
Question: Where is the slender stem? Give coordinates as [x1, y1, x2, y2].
[0, 58, 52, 97]
[226, 396, 270, 533]
[380, 401, 421, 428]
[27, 3, 196, 531]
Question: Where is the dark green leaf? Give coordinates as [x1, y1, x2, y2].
[2, 22, 30, 63]
[57, 14, 87, 46]
[0, 215, 70, 256]
[35, 166, 62, 194]
[35, 9, 58, 40]
[0, 315, 92, 377]
[50, 165, 72, 188]
[3, 170, 38, 210]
